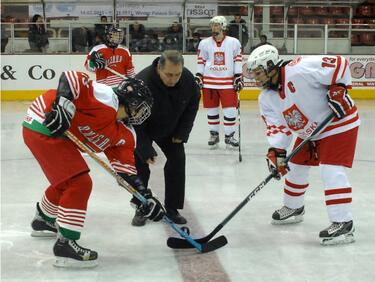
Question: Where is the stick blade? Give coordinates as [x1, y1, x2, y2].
[167, 235, 211, 249]
[167, 234, 227, 252]
[201, 235, 228, 253]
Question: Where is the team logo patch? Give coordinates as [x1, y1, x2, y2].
[214, 52, 225, 65]
[282, 104, 308, 131]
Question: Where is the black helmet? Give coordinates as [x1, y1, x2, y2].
[105, 25, 124, 48]
[115, 78, 153, 125]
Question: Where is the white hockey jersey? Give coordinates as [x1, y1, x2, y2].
[197, 36, 242, 89]
[259, 55, 360, 149]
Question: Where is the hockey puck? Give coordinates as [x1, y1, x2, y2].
[181, 226, 190, 235]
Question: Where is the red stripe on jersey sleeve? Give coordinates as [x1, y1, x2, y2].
[331, 56, 342, 85]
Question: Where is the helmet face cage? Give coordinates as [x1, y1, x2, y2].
[105, 26, 124, 47]
[116, 78, 153, 125]
[127, 100, 152, 125]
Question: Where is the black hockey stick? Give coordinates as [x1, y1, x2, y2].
[167, 113, 335, 249]
[237, 90, 242, 162]
[65, 131, 227, 253]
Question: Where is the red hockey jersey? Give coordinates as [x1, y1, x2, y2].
[85, 44, 135, 87]
[23, 71, 137, 175]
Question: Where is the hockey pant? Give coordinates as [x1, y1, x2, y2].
[282, 127, 358, 223]
[23, 127, 92, 240]
[202, 88, 238, 135]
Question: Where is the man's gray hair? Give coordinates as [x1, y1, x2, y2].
[159, 50, 184, 68]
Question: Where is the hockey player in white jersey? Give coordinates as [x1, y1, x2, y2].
[195, 16, 244, 149]
[247, 45, 360, 245]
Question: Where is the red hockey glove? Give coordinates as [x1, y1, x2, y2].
[233, 74, 244, 92]
[327, 84, 354, 119]
[195, 73, 203, 89]
[266, 147, 289, 180]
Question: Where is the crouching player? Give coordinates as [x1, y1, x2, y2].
[22, 71, 164, 267]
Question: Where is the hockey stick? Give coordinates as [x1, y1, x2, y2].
[105, 66, 127, 79]
[65, 130, 227, 253]
[167, 112, 335, 249]
[237, 90, 242, 162]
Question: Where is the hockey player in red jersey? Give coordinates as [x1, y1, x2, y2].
[23, 71, 164, 268]
[85, 25, 135, 87]
[247, 45, 360, 245]
[195, 16, 244, 149]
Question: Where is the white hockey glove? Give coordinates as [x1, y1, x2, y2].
[44, 96, 76, 137]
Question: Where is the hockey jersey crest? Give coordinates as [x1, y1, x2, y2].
[259, 55, 360, 149]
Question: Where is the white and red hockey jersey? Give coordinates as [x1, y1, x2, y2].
[85, 44, 135, 87]
[259, 55, 360, 149]
[23, 71, 137, 175]
[197, 36, 242, 89]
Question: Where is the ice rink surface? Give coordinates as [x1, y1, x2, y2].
[1, 101, 375, 282]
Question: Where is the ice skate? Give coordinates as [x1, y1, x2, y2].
[272, 206, 305, 224]
[319, 221, 355, 246]
[225, 132, 239, 149]
[208, 131, 219, 149]
[53, 234, 98, 268]
[31, 202, 57, 237]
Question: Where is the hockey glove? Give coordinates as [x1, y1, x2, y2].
[233, 74, 244, 92]
[91, 51, 106, 70]
[266, 147, 289, 180]
[327, 84, 354, 119]
[195, 73, 203, 89]
[44, 96, 76, 137]
[131, 189, 165, 222]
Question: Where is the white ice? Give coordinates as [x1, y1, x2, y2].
[1, 101, 375, 282]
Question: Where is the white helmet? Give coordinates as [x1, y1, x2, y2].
[210, 16, 227, 30]
[247, 44, 280, 72]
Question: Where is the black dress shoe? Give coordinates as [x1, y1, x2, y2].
[165, 208, 187, 224]
[131, 210, 147, 226]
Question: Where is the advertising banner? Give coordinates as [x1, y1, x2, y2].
[1, 55, 374, 100]
[185, 4, 217, 18]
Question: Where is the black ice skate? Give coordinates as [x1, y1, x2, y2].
[272, 206, 305, 224]
[31, 202, 57, 237]
[53, 234, 98, 268]
[224, 132, 239, 149]
[208, 131, 219, 149]
[319, 221, 355, 246]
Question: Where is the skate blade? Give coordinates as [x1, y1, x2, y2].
[31, 230, 57, 237]
[53, 257, 98, 268]
[320, 233, 355, 246]
[272, 214, 304, 225]
[208, 144, 219, 150]
[225, 144, 239, 150]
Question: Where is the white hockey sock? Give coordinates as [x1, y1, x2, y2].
[223, 107, 237, 136]
[207, 107, 220, 133]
